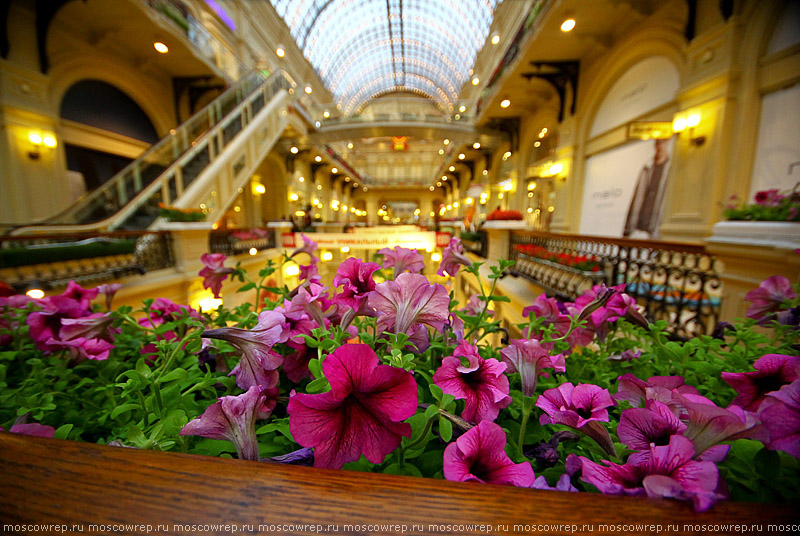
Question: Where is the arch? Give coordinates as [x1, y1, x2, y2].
[48, 54, 174, 136]
[60, 80, 159, 143]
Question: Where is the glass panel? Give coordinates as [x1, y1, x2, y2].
[270, 0, 498, 114]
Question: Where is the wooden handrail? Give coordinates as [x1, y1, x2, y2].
[0, 435, 794, 535]
[512, 230, 709, 254]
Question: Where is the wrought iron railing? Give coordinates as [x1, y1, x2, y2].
[509, 231, 723, 339]
[0, 231, 174, 291]
[209, 229, 275, 257]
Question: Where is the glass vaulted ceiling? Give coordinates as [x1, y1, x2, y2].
[271, 0, 498, 115]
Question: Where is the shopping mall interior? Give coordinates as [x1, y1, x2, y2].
[0, 0, 798, 326]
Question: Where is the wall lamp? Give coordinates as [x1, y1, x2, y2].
[672, 112, 705, 146]
[27, 130, 57, 160]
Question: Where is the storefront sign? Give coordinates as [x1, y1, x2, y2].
[282, 231, 451, 250]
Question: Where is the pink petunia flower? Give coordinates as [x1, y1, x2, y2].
[60, 312, 117, 342]
[369, 273, 450, 335]
[287, 344, 418, 469]
[536, 382, 616, 456]
[500, 338, 565, 397]
[47, 336, 114, 361]
[332, 257, 380, 313]
[61, 281, 99, 311]
[288, 281, 329, 329]
[1, 423, 57, 438]
[462, 294, 493, 317]
[437, 237, 473, 277]
[180, 386, 269, 460]
[433, 341, 511, 423]
[443, 420, 535, 486]
[202, 310, 289, 390]
[97, 283, 122, 310]
[759, 380, 800, 459]
[744, 275, 796, 321]
[617, 400, 687, 451]
[574, 435, 723, 511]
[522, 294, 571, 336]
[199, 253, 235, 299]
[378, 246, 425, 279]
[26, 296, 87, 353]
[299, 263, 320, 283]
[614, 373, 699, 407]
[721, 354, 800, 411]
[290, 233, 319, 264]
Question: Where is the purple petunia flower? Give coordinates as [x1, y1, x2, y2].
[61, 281, 99, 311]
[287, 344, 418, 469]
[433, 341, 512, 423]
[180, 386, 268, 461]
[199, 253, 235, 299]
[290, 233, 319, 264]
[299, 263, 320, 283]
[48, 336, 114, 361]
[202, 310, 289, 390]
[522, 295, 572, 336]
[332, 257, 380, 313]
[27, 295, 88, 353]
[369, 272, 450, 335]
[500, 338, 565, 397]
[575, 435, 723, 511]
[614, 373, 699, 407]
[60, 312, 117, 342]
[437, 237, 473, 277]
[721, 354, 800, 411]
[759, 379, 800, 459]
[378, 246, 425, 279]
[443, 420, 535, 486]
[1, 423, 57, 438]
[462, 294, 493, 317]
[617, 400, 686, 451]
[536, 382, 616, 456]
[97, 283, 122, 310]
[744, 275, 796, 321]
[288, 281, 329, 329]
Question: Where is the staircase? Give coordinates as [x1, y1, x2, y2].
[9, 70, 296, 236]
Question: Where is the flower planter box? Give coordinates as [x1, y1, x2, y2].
[512, 254, 606, 300]
[0, 434, 793, 535]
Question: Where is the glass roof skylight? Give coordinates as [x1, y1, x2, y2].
[271, 0, 498, 115]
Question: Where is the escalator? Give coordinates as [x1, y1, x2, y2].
[9, 70, 296, 236]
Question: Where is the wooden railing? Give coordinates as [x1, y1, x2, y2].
[510, 231, 722, 339]
[0, 435, 793, 535]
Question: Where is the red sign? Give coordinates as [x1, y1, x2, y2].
[281, 233, 296, 248]
[436, 232, 452, 247]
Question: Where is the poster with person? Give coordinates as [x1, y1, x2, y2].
[579, 138, 674, 238]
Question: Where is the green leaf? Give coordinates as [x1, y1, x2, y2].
[429, 384, 444, 402]
[424, 405, 439, 419]
[111, 403, 142, 419]
[306, 377, 331, 393]
[383, 463, 423, 478]
[438, 416, 452, 442]
[487, 294, 510, 303]
[53, 424, 73, 439]
[238, 282, 256, 292]
[158, 368, 188, 384]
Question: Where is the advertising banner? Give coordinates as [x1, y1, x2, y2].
[282, 231, 450, 250]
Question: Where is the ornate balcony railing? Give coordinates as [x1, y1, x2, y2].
[209, 228, 275, 257]
[509, 231, 723, 339]
[0, 231, 174, 291]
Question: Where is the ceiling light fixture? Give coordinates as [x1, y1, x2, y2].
[458, 153, 466, 160]
[331, 167, 338, 174]
[449, 166, 455, 171]
[500, 99, 511, 108]
[459, 105, 466, 113]
[315, 155, 322, 162]
[561, 18, 576, 32]
[290, 146, 299, 154]
[304, 85, 313, 94]
[347, 142, 353, 149]
[473, 142, 481, 149]
[443, 139, 450, 145]
[153, 42, 169, 54]
[276, 46, 285, 57]
[471, 77, 480, 85]
[491, 34, 500, 45]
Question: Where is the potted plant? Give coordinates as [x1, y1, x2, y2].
[0, 238, 797, 521]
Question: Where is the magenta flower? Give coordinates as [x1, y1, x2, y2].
[744, 275, 796, 321]
[522, 295, 571, 336]
[97, 283, 122, 310]
[721, 354, 799, 411]
[1, 423, 57, 438]
[433, 341, 511, 423]
[614, 373, 699, 407]
[287, 344, 418, 469]
[27, 296, 87, 352]
[462, 294, 493, 317]
[61, 281, 99, 311]
[181, 386, 268, 461]
[290, 233, 319, 264]
[437, 237, 472, 277]
[332, 257, 380, 312]
[378, 246, 425, 279]
[288, 281, 329, 328]
[60, 312, 117, 342]
[760, 380, 800, 459]
[536, 382, 616, 456]
[299, 263, 320, 283]
[369, 273, 450, 335]
[139, 298, 203, 359]
[443, 421, 535, 486]
[202, 310, 289, 390]
[532, 474, 578, 492]
[199, 253, 235, 299]
[48, 336, 114, 361]
[617, 400, 686, 451]
[576, 435, 722, 511]
[500, 338, 565, 397]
